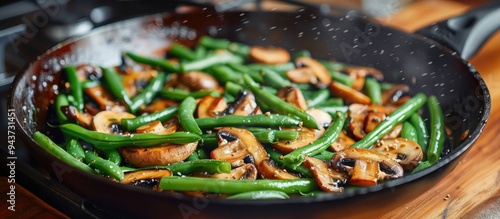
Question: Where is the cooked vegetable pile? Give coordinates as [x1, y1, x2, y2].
[34, 36, 446, 199]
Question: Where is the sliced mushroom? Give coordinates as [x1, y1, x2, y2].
[364, 111, 386, 133]
[381, 84, 410, 105]
[272, 128, 318, 153]
[330, 82, 371, 105]
[303, 157, 347, 192]
[142, 98, 178, 114]
[203, 163, 258, 180]
[306, 108, 332, 129]
[177, 71, 219, 91]
[210, 140, 248, 165]
[285, 67, 318, 84]
[258, 159, 299, 180]
[276, 86, 308, 110]
[223, 90, 257, 116]
[344, 66, 384, 81]
[136, 120, 167, 134]
[60, 105, 93, 129]
[119, 142, 198, 167]
[331, 148, 404, 187]
[84, 85, 120, 111]
[348, 104, 369, 140]
[92, 111, 135, 134]
[218, 127, 268, 166]
[295, 57, 332, 87]
[249, 46, 291, 64]
[373, 138, 423, 171]
[122, 70, 158, 97]
[121, 169, 172, 184]
[329, 131, 355, 152]
[197, 94, 228, 118]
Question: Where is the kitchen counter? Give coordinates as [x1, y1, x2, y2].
[1, 0, 499, 218]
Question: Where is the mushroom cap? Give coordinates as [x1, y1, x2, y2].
[92, 111, 135, 134]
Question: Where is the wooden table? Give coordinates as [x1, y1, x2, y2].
[2, 0, 499, 218]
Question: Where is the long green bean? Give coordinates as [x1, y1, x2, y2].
[121, 106, 178, 131]
[195, 114, 301, 130]
[178, 96, 203, 135]
[427, 96, 445, 165]
[63, 66, 84, 111]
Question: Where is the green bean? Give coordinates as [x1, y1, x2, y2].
[292, 50, 311, 59]
[227, 190, 290, 200]
[312, 150, 335, 162]
[351, 93, 427, 149]
[84, 151, 124, 181]
[101, 67, 133, 107]
[401, 122, 418, 143]
[251, 130, 276, 143]
[125, 51, 179, 72]
[380, 82, 395, 91]
[55, 93, 70, 124]
[313, 98, 344, 108]
[159, 88, 216, 101]
[195, 114, 301, 130]
[159, 176, 317, 194]
[261, 68, 291, 89]
[411, 160, 432, 173]
[320, 60, 345, 72]
[180, 52, 243, 72]
[225, 81, 245, 96]
[103, 149, 122, 165]
[32, 131, 94, 174]
[409, 113, 429, 153]
[427, 96, 445, 165]
[284, 112, 347, 164]
[196, 149, 208, 159]
[266, 148, 313, 178]
[122, 160, 232, 175]
[209, 65, 241, 84]
[199, 36, 250, 56]
[331, 71, 354, 87]
[199, 134, 218, 148]
[169, 43, 197, 60]
[121, 106, 178, 131]
[247, 63, 295, 77]
[66, 139, 85, 161]
[63, 66, 84, 111]
[178, 96, 203, 135]
[275, 130, 299, 141]
[186, 150, 200, 161]
[82, 80, 100, 89]
[194, 46, 207, 59]
[128, 72, 166, 113]
[243, 74, 319, 129]
[303, 89, 330, 108]
[317, 106, 349, 115]
[60, 123, 201, 150]
[227, 63, 264, 83]
[364, 77, 382, 105]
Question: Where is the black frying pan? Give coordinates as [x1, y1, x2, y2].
[9, 1, 496, 218]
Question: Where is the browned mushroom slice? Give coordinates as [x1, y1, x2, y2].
[121, 169, 172, 184]
[136, 120, 167, 134]
[61, 105, 93, 129]
[364, 111, 386, 133]
[84, 85, 118, 110]
[92, 111, 135, 134]
[329, 131, 355, 152]
[381, 84, 410, 105]
[210, 140, 248, 165]
[177, 71, 219, 91]
[276, 86, 308, 111]
[142, 98, 178, 114]
[382, 123, 403, 139]
[296, 57, 332, 87]
[303, 157, 347, 192]
[249, 46, 291, 64]
[330, 81, 371, 105]
[373, 138, 423, 171]
[223, 90, 257, 116]
[285, 67, 318, 84]
[348, 104, 369, 140]
[197, 95, 228, 118]
[219, 127, 269, 166]
[272, 128, 318, 153]
[258, 159, 299, 180]
[306, 108, 332, 129]
[344, 66, 384, 81]
[122, 70, 158, 97]
[331, 148, 404, 187]
[119, 142, 198, 167]
[207, 164, 258, 180]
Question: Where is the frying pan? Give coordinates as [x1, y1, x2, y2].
[8, 1, 496, 218]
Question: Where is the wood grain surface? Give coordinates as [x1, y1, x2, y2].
[1, 0, 499, 218]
